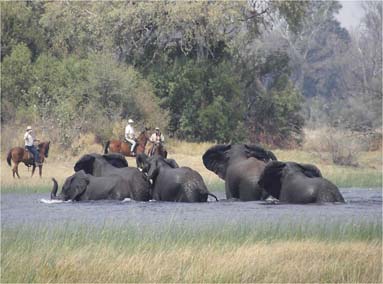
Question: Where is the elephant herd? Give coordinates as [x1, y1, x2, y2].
[51, 144, 345, 204]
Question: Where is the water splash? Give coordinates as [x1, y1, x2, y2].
[39, 199, 72, 204]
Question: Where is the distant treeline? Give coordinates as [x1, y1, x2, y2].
[1, 1, 381, 148]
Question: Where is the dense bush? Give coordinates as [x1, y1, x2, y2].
[1, 1, 380, 149]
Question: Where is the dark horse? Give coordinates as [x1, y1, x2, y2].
[147, 142, 168, 158]
[7, 141, 51, 178]
[104, 130, 149, 157]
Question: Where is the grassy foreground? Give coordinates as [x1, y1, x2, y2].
[2, 222, 382, 283]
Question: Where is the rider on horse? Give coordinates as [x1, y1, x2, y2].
[24, 126, 40, 165]
[125, 119, 137, 155]
[149, 127, 165, 155]
[150, 127, 165, 144]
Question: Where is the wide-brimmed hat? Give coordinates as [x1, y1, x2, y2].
[26, 126, 32, 131]
[155, 127, 160, 130]
[128, 119, 134, 123]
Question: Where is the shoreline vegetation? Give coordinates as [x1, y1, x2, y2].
[2, 222, 382, 283]
[1, 138, 382, 192]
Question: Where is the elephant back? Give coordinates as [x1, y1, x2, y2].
[244, 144, 277, 162]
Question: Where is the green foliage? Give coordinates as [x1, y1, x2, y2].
[1, 1, 45, 60]
[238, 49, 305, 147]
[149, 59, 243, 142]
[1, 43, 33, 122]
[1, 1, 339, 147]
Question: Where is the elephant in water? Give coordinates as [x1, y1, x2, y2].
[74, 153, 129, 176]
[137, 154, 218, 202]
[72, 153, 151, 201]
[258, 161, 345, 203]
[202, 144, 277, 201]
[50, 170, 133, 201]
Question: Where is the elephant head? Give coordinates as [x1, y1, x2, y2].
[258, 161, 322, 199]
[74, 154, 95, 174]
[202, 144, 277, 201]
[258, 161, 344, 203]
[51, 170, 90, 201]
[202, 144, 277, 180]
[74, 153, 128, 175]
[136, 154, 179, 182]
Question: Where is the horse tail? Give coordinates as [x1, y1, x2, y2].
[104, 140, 110, 154]
[6, 150, 12, 167]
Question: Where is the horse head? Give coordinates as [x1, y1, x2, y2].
[38, 141, 50, 158]
[137, 129, 149, 146]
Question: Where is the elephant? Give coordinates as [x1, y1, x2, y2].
[50, 170, 134, 201]
[202, 144, 277, 201]
[73, 153, 151, 201]
[137, 154, 218, 202]
[74, 153, 129, 176]
[258, 161, 345, 203]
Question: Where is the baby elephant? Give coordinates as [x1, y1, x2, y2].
[258, 161, 345, 204]
[137, 154, 218, 202]
[51, 170, 143, 201]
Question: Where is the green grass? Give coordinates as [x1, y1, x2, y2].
[2, 221, 382, 283]
[3, 220, 382, 249]
[1, 184, 52, 194]
[323, 166, 382, 188]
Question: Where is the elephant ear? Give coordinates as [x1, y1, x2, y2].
[103, 153, 129, 168]
[202, 144, 231, 180]
[297, 163, 323, 178]
[258, 161, 286, 199]
[165, 158, 179, 168]
[74, 154, 95, 174]
[244, 144, 277, 162]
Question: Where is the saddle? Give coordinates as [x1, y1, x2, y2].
[23, 148, 35, 167]
[123, 139, 137, 152]
[24, 147, 41, 166]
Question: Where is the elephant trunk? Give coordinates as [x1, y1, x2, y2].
[104, 141, 110, 154]
[136, 153, 149, 171]
[50, 178, 61, 200]
[208, 193, 219, 202]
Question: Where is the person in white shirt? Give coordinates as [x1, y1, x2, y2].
[125, 119, 136, 154]
[149, 127, 165, 144]
[24, 126, 40, 164]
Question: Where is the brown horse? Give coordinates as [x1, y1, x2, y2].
[147, 142, 168, 158]
[6, 141, 51, 178]
[104, 130, 149, 157]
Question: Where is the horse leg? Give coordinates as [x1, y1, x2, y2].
[31, 165, 36, 177]
[39, 165, 42, 178]
[12, 163, 17, 178]
[14, 163, 20, 178]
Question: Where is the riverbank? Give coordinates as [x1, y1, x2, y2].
[1, 146, 381, 193]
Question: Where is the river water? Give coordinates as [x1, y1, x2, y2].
[1, 188, 381, 230]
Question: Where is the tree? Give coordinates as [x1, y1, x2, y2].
[242, 52, 304, 147]
[1, 44, 33, 122]
[336, 1, 382, 131]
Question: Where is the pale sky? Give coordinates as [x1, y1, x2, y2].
[336, 0, 365, 30]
